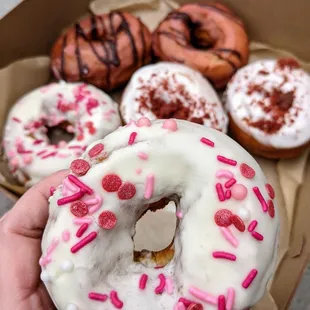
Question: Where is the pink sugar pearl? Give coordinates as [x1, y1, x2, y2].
[23, 154, 33, 165]
[58, 140, 67, 148]
[162, 119, 178, 131]
[10, 157, 19, 167]
[231, 184, 248, 200]
[137, 117, 151, 127]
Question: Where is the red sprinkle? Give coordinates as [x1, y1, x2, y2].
[128, 132, 137, 145]
[248, 220, 258, 232]
[217, 155, 237, 166]
[70, 159, 90, 176]
[218, 295, 226, 310]
[212, 251, 236, 261]
[139, 274, 148, 290]
[242, 269, 258, 288]
[117, 182, 136, 200]
[102, 174, 122, 192]
[12, 117, 21, 123]
[253, 187, 268, 212]
[70, 200, 88, 217]
[110, 291, 123, 309]
[37, 150, 47, 156]
[71, 231, 97, 253]
[216, 183, 225, 201]
[268, 200, 275, 218]
[252, 231, 264, 241]
[231, 215, 245, 232]
[33, 139, 44, 145]
[155, 274, 166, 294]
[214, 209, 233, 227]
[225, 190, 231, 199]
[88, 292, 108, 302]
[41, 151, 57, 159]
[200, 137, 215, 147]
[240, 163, 256, 179]
[98, 211, 117, 230]
[57, 191, 85, 206]
[178, 298, 195, 307]
[68, 175, 93, 195]
[76, 223, 89, 238]
[225, 178, 237, 188]
[266, 183, 275, 199]
[88, 143, 104, 157]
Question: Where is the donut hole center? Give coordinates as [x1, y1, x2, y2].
[46, 121, 74, 145]
[134, 199, 177, 262]
[190, 23, 215, 49]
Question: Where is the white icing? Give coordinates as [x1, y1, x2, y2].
[42, 119, 279, 309]
[40, 270, 51, 282]
[225, 59, 310, 148]
[66, 304, 78, 310]
[121, 62, 228, 132]
[3, 82, 121, 186]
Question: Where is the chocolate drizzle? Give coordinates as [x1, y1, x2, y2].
[60, 35, 68, 79]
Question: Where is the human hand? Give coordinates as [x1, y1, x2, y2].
[0, 170, 68, 310]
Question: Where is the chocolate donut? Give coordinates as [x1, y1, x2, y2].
[152, 3, 249, 89]
[51, 12, 152, 91]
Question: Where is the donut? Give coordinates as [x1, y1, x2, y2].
[41, 118, 279, 310]
[152, 3, 249, 89]
[51, 12, 152, 92]
[3, 82, 121, 187]
[225, 58, 310, 159]
[120, 62, 228, 132]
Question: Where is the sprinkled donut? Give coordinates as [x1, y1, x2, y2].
[3, 82, 121, 186]
[41, 119, 279, 310]
[120, 62, 228, 132]
[152, 3, 249, 89]
[225, 58, 310, 159]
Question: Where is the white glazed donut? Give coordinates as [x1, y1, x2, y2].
[120, 62, 228, 132]
[41, 118, 279, 310]
[3, 82, 121, 187]
[225, 58, 310, 149]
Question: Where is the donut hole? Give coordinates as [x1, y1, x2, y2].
[134, 199, 177, 254]
[190, 23, 215, 50]
[46, 121, 74, 145]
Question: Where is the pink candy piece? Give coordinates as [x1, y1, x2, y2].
[178, 298, 194, 307]
[162, 119, 178, 131]
[218, 295, 226, 310]
[176, 211, 183, 219]
[253, 187, 268, 212]
[174, 302, 186, 310]
[220, 227, 239, 247]
[165, 277, 174, 295]
[73, 218, 93, 225]
[41, 151, 57, 159]
[63, 178, 79, 193]
[226, 288, 235, 310]
[88, 292, 108, 302]
[49, 186, 55, 196]
[68, 175, 93, 195]
[62, 230, 70, 242]
[57, 190, 85, 206]
[110, 291, 123, 309]
[128, 132, 137, 145]
[200, 137, 215, 147]
[242, 269, 258, 289]
[137, 117, 151, 127]
[252, 231, 264, 241]
[144, 174, 154, 199]
[10, 157, 19, 167]
[76, 223, 89, 238]
[231, 184, 248, 200]
[216, 170, 234, 179]
[136, 168, 142, 175]
[137, 152, 148, 160]
[248, 220, 258, 232]
[155, 274, 166, 294]
[216, 183, 225, 201]
[225, 178, 236, 189]
[139, 274, 148, 290]
[87, 195, 103, 215]
[188, 286, 217, 305]
[23, 154, 33, 164]
[225, 190, 232, 199]
[217, 155, 237, 166]
[212, 251, 236, 261]
[70, 231, 97, 253]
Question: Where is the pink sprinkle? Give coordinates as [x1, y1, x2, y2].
[220, 227, 239, 247]
[10, 157, 19, 167]
[216, 170, 234, 179]
[225, 190, 231, 199]
[23, 154, 33, 164]
[216, 183, 225, 201]
[68, 175, 93, 195]
[136, 168, 142, 175]
[57, 153, 70, 158]
[64, 178, 79, 193]
[57, 190, 85, 206]
[83, 196, 100, 206]
[162, 119, 178, 131]
[139, 274, 148, 290]
[88, 292, 108, 302]
[33, 139, 44, 145]
[144, 174, 154, 199]
[110, 291, 123, 309]
[252, 231, 264, 241]
[155, 274, 166, 294]
[212, 251, 236, 261]
[248, 220, 258, 232]
[225, 178, 237, 188]
[242, 269, 258, 288]
[36, 150, 47, 156]
[253, 187, 268, 212]
[217, 155, 237, 166]
[12, 117, 21, 123]
[41, 151, 57, 159]
[137, 117, 151, 127]
[47, 238, 59, 255]
[62, 230, 70, 242]
[188, 286, 217, 305]
[176, 211, 183, 219]
[85, 195, 103, 215]
[128, 132, 137, 145]
[7, 150, 16, 158]
[200, 137, 215, 147]
[76, 223, 89, 238]
[68, 145, 82, 149]
[50, 186, 55, 196]
[218, 295, 226, 310]
[71, 231, 97, 253]
[226, 288, 235, 310]
[73, 218, 93, 225]
[178, 298, 194, 307]
[166, 277, 174, 294]
[137, 152, 148, 160]
[174, 302, 186, 310]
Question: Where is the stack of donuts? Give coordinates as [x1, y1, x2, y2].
[2, 1, 306, 308]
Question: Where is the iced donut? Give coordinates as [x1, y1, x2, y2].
[3, 82, 121, 187]
[41, 118, 279, 310]
[120, 62, 228, 132]
[51, 12, 152, 91]
[225, 58, 310, 159]
[152, 3, 249, 89]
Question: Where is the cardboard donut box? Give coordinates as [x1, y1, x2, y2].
[1, 0, 310, 309]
